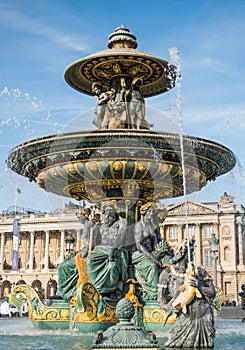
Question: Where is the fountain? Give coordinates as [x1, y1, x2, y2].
[7, 26, 236, 347]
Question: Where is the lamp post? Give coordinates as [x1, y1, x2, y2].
[65, 233, 75, 254]
[209, 232, 219, 286]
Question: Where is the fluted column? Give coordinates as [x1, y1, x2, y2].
[44, 230, 50, 271]
[0, 232, 5, 271]
[29, 231, 34, 271]
[60, 230, 65, 263]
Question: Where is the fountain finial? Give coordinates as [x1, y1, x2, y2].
[107, 25, 138, 49]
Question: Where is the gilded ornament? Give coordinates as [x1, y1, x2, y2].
[137, 161, 146, 171]
[65, 163, 77, 174]
[38, 171, 47, 180]
[49, 167, 59, 176]
[86, 161, 98, 172]
[161, 163, 169, 173]
[112, 160, 123, 171]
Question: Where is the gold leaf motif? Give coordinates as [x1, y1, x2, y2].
[136, 162, 146, 171]
[113, 160, 123, 171]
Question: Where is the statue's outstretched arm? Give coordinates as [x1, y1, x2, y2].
[136, 241, 162, 268]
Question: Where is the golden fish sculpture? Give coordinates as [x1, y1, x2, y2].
[172, 262, 202, 314]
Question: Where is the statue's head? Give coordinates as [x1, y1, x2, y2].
[140, 202, 158, 224]
[101, 201, 119, 226]
[76, 208, 91, 221]
[172, 237, 195, 264]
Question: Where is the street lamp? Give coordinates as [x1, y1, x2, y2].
[65, 233, 75, 254]
[47, 277, 54, 297]
[209, 232, 219, 286]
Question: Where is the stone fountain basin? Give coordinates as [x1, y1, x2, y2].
[6, 129, 236, 203]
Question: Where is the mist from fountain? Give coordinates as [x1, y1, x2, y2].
[0, 86, 53, 210]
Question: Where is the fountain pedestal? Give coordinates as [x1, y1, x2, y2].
[93, 298, 159, 350]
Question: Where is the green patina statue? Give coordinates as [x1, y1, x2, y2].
[56, 207, 101, 300]
[86, 202, 129, 300]
[132, 203, 173, 299]
[56, 201, 173, 303]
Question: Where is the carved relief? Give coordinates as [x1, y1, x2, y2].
[222, 225, 230, 237]
[168, 201, 217, 216]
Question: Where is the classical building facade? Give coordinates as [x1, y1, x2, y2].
[0, 193, 244, 303]
[161, 192, 245, 303]
[0, 205, 85, 300]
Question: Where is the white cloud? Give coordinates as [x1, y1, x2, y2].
[183, 104, 245, 127]
[193, 57, 227, 73]
[0, 3, 88, 51]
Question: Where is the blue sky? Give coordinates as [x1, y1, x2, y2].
[0, 0, 245, 212]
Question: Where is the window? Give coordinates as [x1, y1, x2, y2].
[169, 226, 177, 239]
[225, 281, 231, 295]
[204, 248, 212, 267]
[204, 225, 213, 238]
[224, 246, 231, 261]
[187, 226, 194, 237]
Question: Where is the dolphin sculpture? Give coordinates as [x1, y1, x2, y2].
[172, 262, 202, 314]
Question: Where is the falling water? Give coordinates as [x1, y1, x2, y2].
[0, 87, 53, 213]
[0, 87, 51, 135]
[168, 48, 191, 262]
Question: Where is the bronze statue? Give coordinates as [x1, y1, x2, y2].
[158, 239, 216, 348]
[126, 78, 145, 129]
[92, 78, 152, 130]
[92, 83, 110, 129]
[86, 202, 129, 300]
[132, 203, 173, 299]
[56, 208, 101, 300]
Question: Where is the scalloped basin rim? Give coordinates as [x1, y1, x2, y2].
[6, 129, 236, 202]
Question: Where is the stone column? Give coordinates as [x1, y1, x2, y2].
[60, 230, 65, 263]
[195, 224, 202, 266]
[213, 222, 220, 285]
[29, 231, 35, 271]
[237, 223, 244, 267]
[44, 230, 50, 272]
[177, 225, 183, 246]
[0, 232, 5, 270]
[76, 229, 80, 251]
